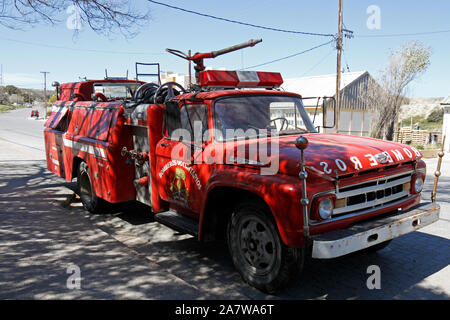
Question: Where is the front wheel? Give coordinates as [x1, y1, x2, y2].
[77, 161, 105, 214]
[227, 201, 304, 293]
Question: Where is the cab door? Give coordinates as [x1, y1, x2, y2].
[156, 101, 209, 216]
[44, 103, 70, 178]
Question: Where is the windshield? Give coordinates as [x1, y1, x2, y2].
[93, 83, 140, 100]
[213, 95, 316, 141]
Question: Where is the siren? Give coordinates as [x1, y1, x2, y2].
[197, 70, 283, 88]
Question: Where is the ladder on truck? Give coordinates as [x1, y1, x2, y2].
[135, 62, 161, 85]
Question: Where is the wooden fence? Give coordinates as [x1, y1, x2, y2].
[395, 127, 442, 146]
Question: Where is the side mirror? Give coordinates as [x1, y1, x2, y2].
[52, 81, 60, 100]
[322, 97, 336, 129]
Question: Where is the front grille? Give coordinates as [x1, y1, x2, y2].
[332, 172, 412, 217]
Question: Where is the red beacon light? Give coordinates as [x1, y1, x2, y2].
[197, 70, 283, 88]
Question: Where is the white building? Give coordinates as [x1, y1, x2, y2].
[441, 95, 450, 152]
[282, 71, 377, 136]
[160, 72, 191, 89]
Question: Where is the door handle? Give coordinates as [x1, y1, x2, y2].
[160, 142, 170, 147]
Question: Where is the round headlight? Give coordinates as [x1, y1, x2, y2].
[318, 198, 333, 220]
[414, 176, 424, 193]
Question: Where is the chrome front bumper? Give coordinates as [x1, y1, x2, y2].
[311, 202, 440, 259]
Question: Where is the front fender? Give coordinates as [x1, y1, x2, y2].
[199, 168, 306, 247]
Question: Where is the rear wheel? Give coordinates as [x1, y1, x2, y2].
[227, 201, 304, 293]
[77, 161, 104, 214]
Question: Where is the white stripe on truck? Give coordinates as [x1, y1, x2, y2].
[63, 137, 107, 161]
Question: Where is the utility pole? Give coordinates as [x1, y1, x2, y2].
[335, 0, 343, 134]
[41, 71, 50, 119]
[188, 49, 192, 90]
[40, 71, 49, 102]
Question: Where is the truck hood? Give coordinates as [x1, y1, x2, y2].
[225, 133, 422, 177]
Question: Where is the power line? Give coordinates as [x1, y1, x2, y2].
[0, 36, 164, 55]
[240, 40, 334, 70]
[342, 49, 350, 72]
[356, 28, 450, 38]
[300, 49, 334, 77]
[342, 26, 351, 73]
[147, 0, 334, 37]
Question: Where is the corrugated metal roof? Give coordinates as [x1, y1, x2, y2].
[441, 95, 450, 104]
[281, 71, 367, 98]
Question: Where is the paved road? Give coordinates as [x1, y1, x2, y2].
[0, 108, 449, 299]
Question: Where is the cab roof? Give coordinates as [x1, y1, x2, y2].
[60, 79, 144, 101]
[174, 89, 302, 101]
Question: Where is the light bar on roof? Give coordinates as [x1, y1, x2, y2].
[198, 70, 283, 88]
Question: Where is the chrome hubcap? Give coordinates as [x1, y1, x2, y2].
[238, 216, 276, 274]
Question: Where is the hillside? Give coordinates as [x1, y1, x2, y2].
[399, 97, 444, 121]
[0, 85, 47, 105]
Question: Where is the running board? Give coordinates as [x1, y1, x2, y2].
[154, 210, 199, 237]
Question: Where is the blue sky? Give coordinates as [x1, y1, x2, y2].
[1, 0, 449, 97]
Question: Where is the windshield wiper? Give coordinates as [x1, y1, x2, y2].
[278, 128, 309, 136]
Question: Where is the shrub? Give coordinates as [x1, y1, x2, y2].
[427, 107, 444, 122]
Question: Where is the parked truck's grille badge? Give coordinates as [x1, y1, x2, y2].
[375, 152, 389, 164]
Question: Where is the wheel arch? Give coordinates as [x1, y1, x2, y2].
[71, 156, 85, 181]
[199, 185, 287, 245]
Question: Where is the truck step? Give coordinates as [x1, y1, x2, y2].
[154, 210, 199, 237]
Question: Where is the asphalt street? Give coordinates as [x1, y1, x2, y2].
[0, 108, 449, 299]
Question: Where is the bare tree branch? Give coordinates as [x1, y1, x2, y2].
[362, 41, 432, 141]
[0, 0, 150, 38]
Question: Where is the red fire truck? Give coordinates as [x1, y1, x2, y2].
[44, 40, 440, 293]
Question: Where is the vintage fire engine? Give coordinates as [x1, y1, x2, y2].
[44, 40, 440, 293]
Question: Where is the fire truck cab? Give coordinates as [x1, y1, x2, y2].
[44, 42, 440, 293]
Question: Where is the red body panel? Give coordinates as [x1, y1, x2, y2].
[44, 100, 136, 203]
[146, 104, 167, 212]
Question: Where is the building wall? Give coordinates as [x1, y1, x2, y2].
[161, 73, 191, 89]
[443, 106, 450, 152]
[321, 109, 372, 136]
[340, 72, 371, 111]
[301, 73, 375, 136]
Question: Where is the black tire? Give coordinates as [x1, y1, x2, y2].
[227, 201, 304, 293]
[363, 240, 392, 253]
[77, 161, 104, 214]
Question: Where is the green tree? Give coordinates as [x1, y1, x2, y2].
[0, 87, 7, 104]
[5, 85, 21, 95]
[49, 95, 57, 104]
[22, 92, 33, 103]
[426, 107, 444, 123]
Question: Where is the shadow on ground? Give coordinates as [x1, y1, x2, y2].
[0, 161, 215, 299]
